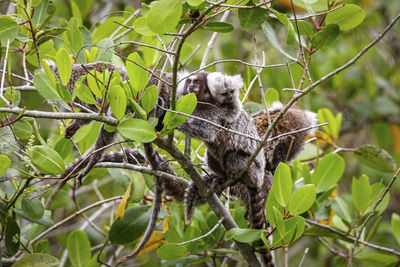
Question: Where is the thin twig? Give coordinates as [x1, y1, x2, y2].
[177, 218, 224, 246]
[1, 40, 11, 106]
[0, 107, 118, 125]
[350, 167, 400, 262]
[298, 248, 309, 267]
[305, 219, 400, 256]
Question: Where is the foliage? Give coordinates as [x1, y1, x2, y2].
[1, 0, 400, 266]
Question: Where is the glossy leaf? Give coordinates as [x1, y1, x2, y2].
[271, 163, 292, 207]
[355, 145, 397, 173]
[56, 48, 72, 86]
[325, 4, 366, 31]
[67, 230, 91, 267]
[238, 6, 269, 31]
[391, 213, 400, 245]
[109, 206, 151, 244]
[141, 85, 158, 113]
[21, 197, 44, 221]
[225, 228, 264, 242]
[317, 108, 340, 138]
[203, 22, 234, 33]
[5, 218, 20, 255]
[0, 154, 11, 177]
[331, 197, 353, 223]
[128, 98, 147, 120]
[31, 0, 48, 28]
[359, 253, 397, 267]
[186, 0, 203, 7]
[163, 93, 197, 130]
[33, 72, 61, 101]
[126, 53, 148, 92]
[147, 0, 182, 34]
[265, 191, 282, 228]
[288, 184, 316, 215]
[0, 16, 19, 44]
[117, 119, 157, 142]
[312, 24, 340, 50]
[311, 153, 345, 193]
[108, 85, 127, 120]
[29, 146, 65, 175]
[352, 175, 371, 213]
[262, 22, 297, 61]
[13, 253, 59, 267]
[86, 70, 103, 99]
[66, 17, 83, 54]
[74, 77, 97, 105]
[157, 243, 186, 260]
[37, 27, 68, 46]
[134, 16, 154, 36]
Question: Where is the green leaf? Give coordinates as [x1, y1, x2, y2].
[147, 0, 182, 34]
[157, 243, 186, 260]
[295, 20, 314, 37]
[224, 228, 264, 242]
[13, 253, 59, 267]
[271, 163, 292, 207]
[128, 98, 147, 120]
[275, 216, 305, 245]
[21, 197, 44, 221]
[0, 154, 11, 177]
[273, 206, 285, 238]
[355, 145, 397, 173]
[288, 184, 316, 215]
[107, 85, 127, 120]
[325, 4, 366, 31]
[14, 209, 54, 227]
[86, 70, 104, 99]
[264, 88, 279, 107]
[317, 108, 339, 138]
[352, 175, 371, 213]
[238, 6, 269, 31]
[66, 17, 83, 54]
[67, 230, 91, 267]
[56, 48, 72, 86]
[5, 218, 20, 255]
[262, 22, 297, 61]
[311, 153, 345, 193]
[126, 52, 149, 92]
[29, 146, 65, 175]
[109, 206, 151, 244]
[391, 214, 400, 245]
[37, 27, 68, 46]
[74, 77, 98, 105]
[186, 0, 203, 7]
[265, 191, 282, 228]
[117, 119, 157, 142]
[41, 59, 57, 88]
[141, 85, 159, 113]
[0, 16, 19, 44]
[134, 16, 154, 36]
[163, 93, 197, 130]
[31, 0, 48, 28]
[203, 22, 234, 33]
[70, 1, 82, 25]
[312, 24, 340, 50]
[33, 72, 62, 101]
[360, 253, 397, 267]
[331, 197, 353, 223]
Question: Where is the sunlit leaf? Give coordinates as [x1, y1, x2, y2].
[325, 4, 366, 31]
[288, 184, 316, 215]
[311, 153, 344, 193]
[271, 163, 292, 207]
[67, 230, 91, 267]
[147, 0, 182, 34]
[29, 146, 65, 175]
[117, 119, 157, 142]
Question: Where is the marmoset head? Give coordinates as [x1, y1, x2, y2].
[177, 71, 212, 102]
[207, 72, 243, 108]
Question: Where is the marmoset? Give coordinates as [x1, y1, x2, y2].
[178, 72, 268, 229]
[252, 103, 318, 172]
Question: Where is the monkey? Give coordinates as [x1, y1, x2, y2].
[178, 72, 269, 230]
[252, 102, 318, 172]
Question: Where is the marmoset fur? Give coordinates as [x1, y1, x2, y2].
[178, 72, 269, 230]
